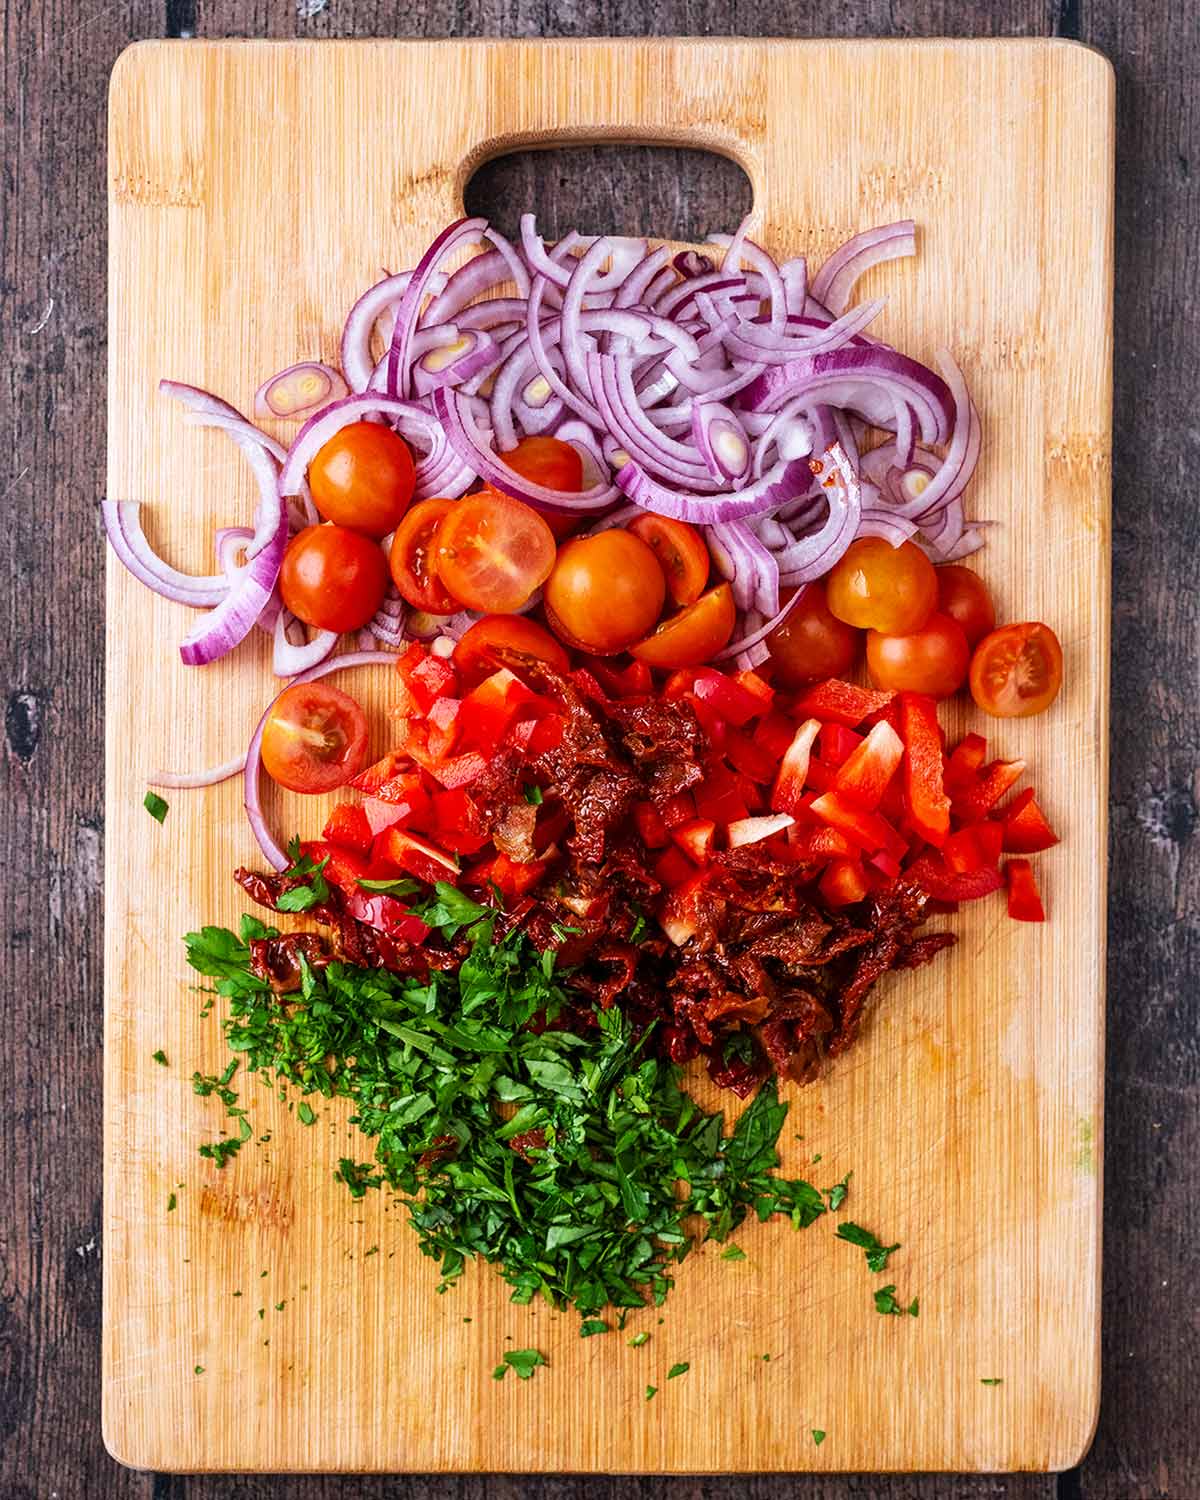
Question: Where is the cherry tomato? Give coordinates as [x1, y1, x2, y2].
[544, 530, 666, 654]
[969, 622, 1064, 718]
[280, 525, 390, 632]
[308, 421, 416, 538]
[453, 614, 570, 689]
[494, 436, 584, 540]
[936, 565, 996, 649]
[626, 514, 711, 607]
[389, 498, 458, 613]
[630, 583, 736, 669]
[434, 492, 557, 613]
[260, 682, 369, 794]
[766, 581, 862, 686]
[825, 537, 938, 634]
[866, 611, 971, 698]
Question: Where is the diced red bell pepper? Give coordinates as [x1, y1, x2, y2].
[362, 794, 409, 839]
[734, 669, 775, 714]
[1001, 788, 1060, 853]
[671, 817, 717, 864]
[694, 765, 749, 825]
[818, 857, 870, 908]
[952, 758, 1026, 821]
[580, 655, 653, 697]
[733, 771, 766, 813]
[298, 840, 369, 896]
[752, 710, 797, 760]
[396, 644, 459, 715]
[1005, 858, 1046, 921]
[429, 787, 490, 854]
[425, 696, 461, 760]
[906, 854, 1004, 903]
[943, 733, 989, 795]
[786, 824, 856, 862]
[723, 726, 777, 786]
[943, 820, 1004, 874]
[833, 720, 904, 811]
[659, 871, 712, 946]
[663, 667, 702, 701]
[654, 845, 698, 890]
[810, 791, 908, 860]
[684, 690, 729, 750]
[465, 850, 548, 901]
[350, 750, 413, 797]
[634, 801, 670, 849]
[727, 813, 795, 849]
[424, 751, 488, 790]
[340, 887, 430, 945]
[770, 718, 822, 816]
[899, 693, 951, 848]
[526, 714, 564, 755]
[804, 758, 837, 794]
[690, 668, 763, 727]
[793, 679, 895, 727]
[818, 723, 864, 768]
[374, 826, 460, 886]
[322, 802, 373, 856]
[658, 791, 697, 829]
[868, 849, 903, 880]
[456, 669, 541, 753]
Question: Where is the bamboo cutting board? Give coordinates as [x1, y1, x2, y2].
[103, 38, 1113, 1474]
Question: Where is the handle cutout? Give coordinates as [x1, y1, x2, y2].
[464, 143, 753, 244]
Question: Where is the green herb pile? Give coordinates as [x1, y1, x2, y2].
[185, 885, 834, 1318]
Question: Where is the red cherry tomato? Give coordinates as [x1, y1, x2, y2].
[493, 436, 584, 539]
[453, 614, 570, 690]
[434, 492, 557, 613]
[969, 622, 1064, 718]
[826, 537, 938, 634]
[307, 421, 415, 538]
[936, 565, 996, 649]
[260, 682, 369, 794]
[279, 525, 390, 632]
[628, 514, 711, 607]
[766, 581, 862, 686]
[389, 498, 458, 614]
[630, 583, 737, 669]
[545, 531, 666, 654]
[866, 611, 971, 699]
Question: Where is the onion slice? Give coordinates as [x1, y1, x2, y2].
[810, 221, 916, 316]
[692, 401, 752, 484]
[149, 752, 245, 790]
[616, 455, 814, 526]
[254, 362, 348, 421]
[102, 502, 229, 606]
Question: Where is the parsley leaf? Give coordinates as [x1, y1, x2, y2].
[357, 876, 422, 897]
[836, 1221, 900, 1272]
[812, 1430, 826, 1445]
[628, 1332, 650, 1347]
[152, 1049, 168, 1066]
[499, 1348, 546, 1380]
[645, 1385, 657, 1401]
[720, 1245, 747, 1262]
[297, 1102, 317, 1126]
[666, 1362, 689, 1379]
[981, 1378, 1003, 1386]
[874, 1285, 919, 1317]
[823, 1171, 852, 1211]
[143, 791, 168, 823]
[579, 1320, 609, 1337]
[522, 784, 544, 805]
[414, 881, 487, 938]
[166, 1193, 177, 1212]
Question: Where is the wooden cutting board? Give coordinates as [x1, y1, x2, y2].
[103, 37, 1113, 1474]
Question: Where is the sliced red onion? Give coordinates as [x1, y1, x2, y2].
[102, 502, 229, 606]
[411, 328, 498, 394]
[857, 509, 920, 546]
[149, 751, 245, 790]
[554, 418, 610, 488]
[810, 220, 916, 316]
[214, 525, 254, 580]
[254, 362, 347, 421]
[772, 444, 863, 583]
[707, 520, 781, 616]
[245, 651, 397, 870]
[386, 217, 488, 398]
[526, 275, 603, 426]
[709, 229, 786, 332]
[432, 386, 617, 512]
[589, 354, 721, 491]
[721, 296, 885, 364]
[902, 349, 980, 518]
[779, 257, 808, 316]
[272, 609, 339, 676]
[674, 250, 715, 279]
[615, 245, 673, 308]
[616, 454, 813, 525]
[520, 215, 579, 289]
[341, 270, 414, 391]
[735, 639, 772, 672]
[692, 401, 751, 484]
[179, 502, 288, 667]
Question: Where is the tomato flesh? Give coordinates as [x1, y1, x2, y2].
[434, 492, 557, 613]
[388, 497, 458, 614]
[866, 611, 971, 699]
[767, 582, 861, 686]
[630, 583, 736, 669]
[545, 530, 666, 654]
[279, 524, 390, 632]
[936, 565, 996, 648]
[453, 614, 570, 689]
[825, 537, 938, 634]
[260, 682, 369, 794]
[628, 514, 710, 607]
[308, 421, 415, 538]
[969, 622, 1064, 718]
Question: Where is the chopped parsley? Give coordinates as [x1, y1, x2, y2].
[152, 1049, 169, 1066]
[666, 1361, 689, 1379]
[812, 1429, 826, 1445]
[628, 1332, 650, 1347]
[720, 1245, 747, 1262]
[166, 1193, 177, 1212]
[981, 1378, 1004, 1386]
[144, 791, 168, 823]
[273, 846, 330, 912]
[357, 876, 421, 897]
[836, 1221, 900, 1272]
[823, 1172, 852, 1211]
[522, 784, 544, 805]
[579, 1320, 609, 1337]
[645, 1385, 657, 1400]
[193, 1365, 204, 1375]
[493, 1348, 546, 1380]
[874, 1285, 919, 1317]
[296, 1102, 317, 1126]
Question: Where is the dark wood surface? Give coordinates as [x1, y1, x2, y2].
[1, 1, 1194, 1496]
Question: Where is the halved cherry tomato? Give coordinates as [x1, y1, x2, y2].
[629, 583, 735, 669]
[546, 530, 666, 654]
[969, 622, 1064, 718]
[936, 565, 996, 648]
[279, 525, 390, 632]
[766, 582, 862, 686]
[826, 537, 938, 635]
[388, 498, 457, 613]
[866, 612, 971, 699]
[260, 682, 369, 794]
[434, 492, 556, 613]
[453, 615, 569, 690]
[308, 421, 415, 538]
[628, 514, 710, 607]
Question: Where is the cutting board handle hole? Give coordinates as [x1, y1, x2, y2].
[463, 144, 753, 244]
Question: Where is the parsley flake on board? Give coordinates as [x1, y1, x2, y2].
[874, 1285, 919, 1317]
[823, 1172, 852, 1211]
[981, 1378, 1004, 1385]
[493, 1348, 546, 1380]
[628, 1332, 650, 1347]
[835, 1221, 900, 1272]
[720, 1245, 747, 1262]
[812, 1429, 826, 1446]
[667, 1362, 689, 1380]
[144, 791, 168, 823]
[579, 1320, 609, 1337]
[152, 1049, 169, 1067]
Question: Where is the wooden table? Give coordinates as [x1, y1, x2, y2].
[0, 2, 1194, 1497]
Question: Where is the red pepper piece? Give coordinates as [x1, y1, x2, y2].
[426, 751, 488, 790]
[465, 850, 548, 901]
[833, 720, 904, 811]
[671, 817, 717, 864]
[793, 679, 895, 727]
[321, 802, 373, 856]
[340, 886, 430, 945]
[752, 709, 797, 760]
[1005, 858, 1046, 921]
[868, 849, 903, 880]
[907, 854, 1004, 903]
[943, 733, 988, 795]
[350, 750, 413, 797]
[653, 845, 697, 890]
[724, 727, 777, 786]
[734, 668, 775, 714]
[694, 765, 749, 824]
[663, 667, 702, 701]
[899, 692, 951, 848]
[770, 719, 822, 815]
[299, 840, 369, 896]
[818, 723, 864, 768]
[690, 668, 763, 727]
[634, 801, 670, 849]
[659, 791, 697, 829]
[374, 826, 460, 886]
[1001, 788, 1060, 853]
[425, 696, 461, 760]
[810, 791, 908, 860]
[785, 824, 856, 862]
[818, 857, 870, 908]
[952, 758, 1026, 821]
[684, 690, 729, 750]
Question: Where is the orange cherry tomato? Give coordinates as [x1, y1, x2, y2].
[825, 537, 938, 634]
[766, 581, 862, 686]
[494, 436, 584, 540]
[969, 622, 1064, 718]
[628, 514, 711, 607]
[936, 565, 997, 649]
[389, 498, 458, 613]
[307, 421, 416, 538]
[544, 530, 666, 655]
[453, 614, 570, 690]
[260, 681, 369, 794]
[630, 583, 737, 669]
[866, 611, 971, 698]
[434, 492, 557, 613]
[279, 525, 389, 632]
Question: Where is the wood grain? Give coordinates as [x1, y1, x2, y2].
[101, 37, 1111, 1477]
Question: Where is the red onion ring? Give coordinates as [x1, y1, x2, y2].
[254, 362, 348, 421]
[810, 220, 916, 316]
[149, 752, 245, 790]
